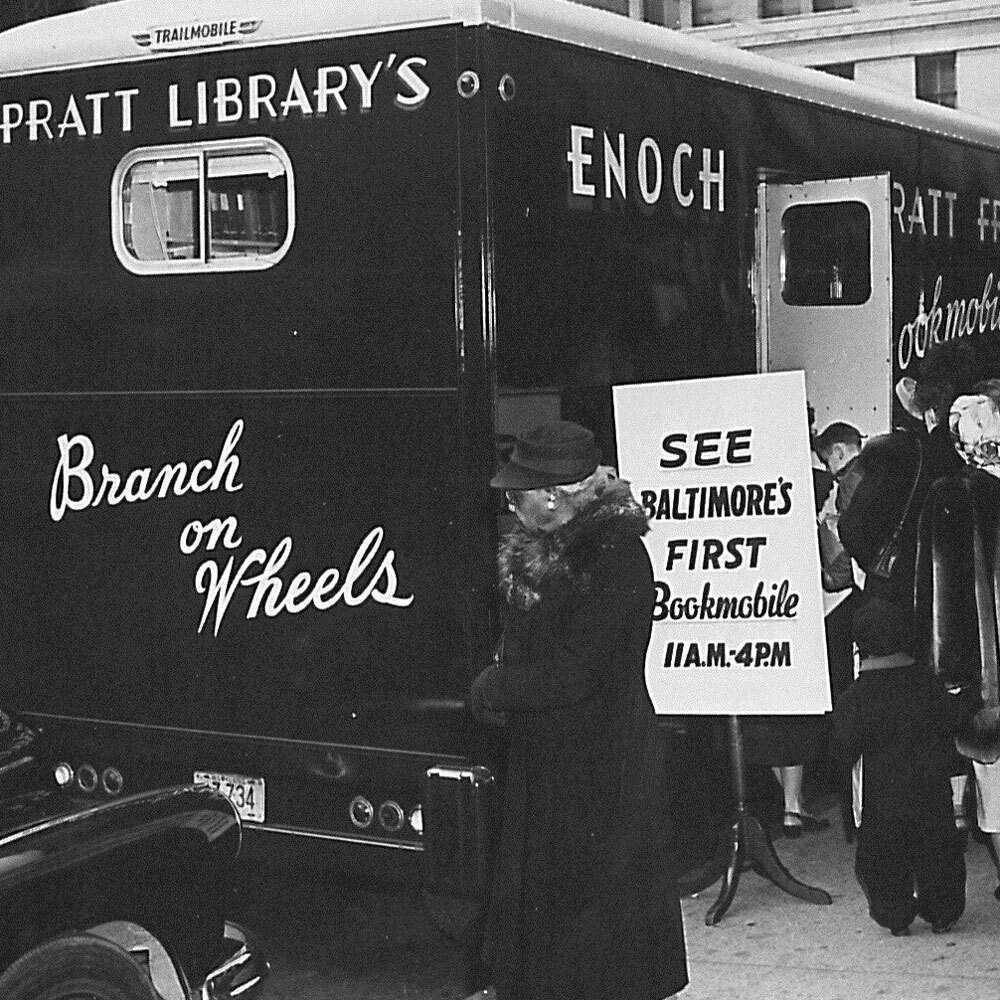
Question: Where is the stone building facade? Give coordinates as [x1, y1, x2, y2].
[676, 1, 1000, 122]
[580, 1, 1000, 122]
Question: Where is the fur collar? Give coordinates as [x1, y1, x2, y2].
[499, 482, 649, 610]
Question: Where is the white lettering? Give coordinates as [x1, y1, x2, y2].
[169, 83, 193, 128]
[897, 272, 1000, 371]
[564, 126, 722, 215]
[315, 66, 348, 114]
[115, 88, 138, 132]
[907, 188, 926, 236]
[50, 433, 96, 522]
[85, 92, 109, 135]
[190, 527, 414, 636]
[394, 57, 430, 109]
[637, 137, 662, 205]
[604, 132, 626, 200]
[892, 181, 906, 233]
[248, 74, 278, 120]
[699, 147, 724, 212]
[673, 143, 694, 208]
[279, 68, 313, 117]
[179, 517, 242, 555]
[194, 550, 267, 636]
[350, 61, 382, 111]
[927, 187, 942, 237]
[57, 95, 86, 139]
[27, 100, 53, 142]
[567, 125, 595, 197]
[197, 80, 208, 125]
[944, 190, 957, 238]
[215, 78, 243, 123]
[47, 420, 244, 522]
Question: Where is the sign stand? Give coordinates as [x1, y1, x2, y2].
[700, 715, 832, 925]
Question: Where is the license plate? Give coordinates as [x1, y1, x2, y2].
[194, 771, 265, 823]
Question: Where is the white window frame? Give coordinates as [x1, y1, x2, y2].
[111, 136, 295, 276]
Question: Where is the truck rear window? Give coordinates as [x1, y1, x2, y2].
[112, 138, 294, 274]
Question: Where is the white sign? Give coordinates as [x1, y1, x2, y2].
[614, 371, 831, 716]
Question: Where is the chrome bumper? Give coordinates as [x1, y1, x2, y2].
[201, 921, 269, 1000]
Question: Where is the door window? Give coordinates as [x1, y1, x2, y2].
[780, 201, 871, 306]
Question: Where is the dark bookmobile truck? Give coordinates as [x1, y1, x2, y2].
[3, 0, 1000, 901]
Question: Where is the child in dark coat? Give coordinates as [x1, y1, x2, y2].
[832, 630, 966, 936]
[835, 373, 971, 936]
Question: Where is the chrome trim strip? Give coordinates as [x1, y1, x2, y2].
[248, 824, 424, 851]
[23, 713, 466, 763]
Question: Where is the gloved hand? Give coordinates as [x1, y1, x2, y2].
[468, 667, 506, 727]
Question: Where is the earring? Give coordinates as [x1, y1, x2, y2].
[546, 492, 557, 511]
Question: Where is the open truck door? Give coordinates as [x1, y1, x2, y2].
[757, 175, 894, 439]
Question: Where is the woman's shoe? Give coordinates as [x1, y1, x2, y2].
[784, 810, 829, 836]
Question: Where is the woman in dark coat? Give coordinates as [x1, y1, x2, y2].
[468, 420, 688, 1000]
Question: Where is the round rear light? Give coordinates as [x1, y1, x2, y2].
[101, 767, 124, 796]
[77, 764, 99, 793]
[349, 796, 374, 829]
[53, 763, 74, 788]
[378, 800, 405, 833]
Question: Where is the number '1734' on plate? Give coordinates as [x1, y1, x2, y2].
[194, 770, 266, 823]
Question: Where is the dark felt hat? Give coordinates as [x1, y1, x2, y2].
[490, 420, 601, 490]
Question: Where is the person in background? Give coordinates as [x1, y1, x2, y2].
[813, 420, 865, 837]
[814, 421, 864, 598]
[832, 340, 974, 936]
[468, 420, 688, 1000]
[899, 340, 985, 836]
[948, 380, 1000, 898]
[743, 404, 834, 839]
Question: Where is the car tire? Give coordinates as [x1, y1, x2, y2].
[0, 933, 158, 1000]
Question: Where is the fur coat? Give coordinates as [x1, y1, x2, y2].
[474, 482, 688, 1000]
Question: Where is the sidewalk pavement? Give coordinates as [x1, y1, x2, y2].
[678, 810, 1000, 1000]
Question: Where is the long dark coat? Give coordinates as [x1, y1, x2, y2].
[473, 484, 688, 1000]
[838, 425, 961, 658]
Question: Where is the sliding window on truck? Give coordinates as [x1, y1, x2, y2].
[111, 138, 295, 274]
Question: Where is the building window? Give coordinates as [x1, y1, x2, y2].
[813, 0, 853, 11]
[691, 0, 731, 26]
[760, 0, 801, 17]
[817, 62, 855, 80]
[916, 52, 957, 109]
